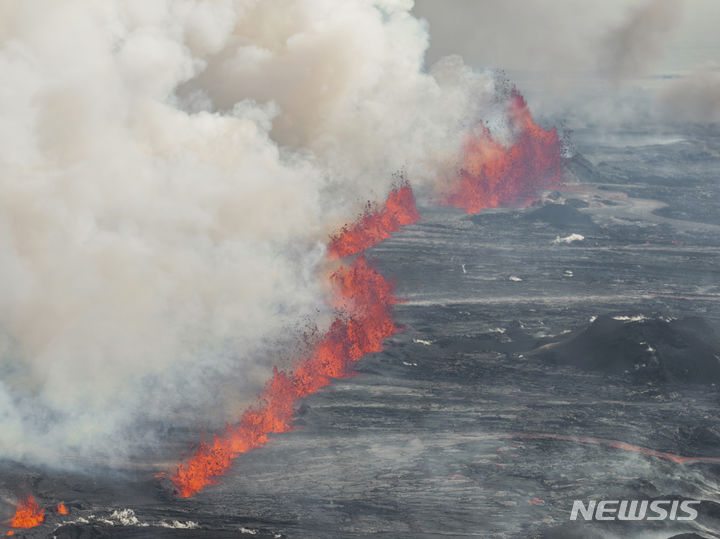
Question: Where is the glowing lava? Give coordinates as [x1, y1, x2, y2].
[171, 176, 420, 497]
[328, 181, 420, 259]
[57, 502, 69, 515]
[171, 256, 399, 497]
[442, 90, 564, 213]
[9, 495, 44, 529]
[169, 91, 563, 498]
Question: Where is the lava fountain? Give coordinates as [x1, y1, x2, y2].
[442, 89, 564, 213]
[8, 495, 44, 530]
[169, 92, 562, 497]
[171, 256, 400, 497]
[328, 181, 420, 259]
[170, 182, 420, 497]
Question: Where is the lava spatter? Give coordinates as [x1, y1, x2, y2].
[442, 90, 564, 213]
[328, 181, 420, 259]
[8, 495, 44, 530]
[170, 256, 398, 497]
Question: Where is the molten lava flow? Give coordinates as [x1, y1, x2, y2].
[9, 495, 44, 529]
[169, 91, 559, 498]
[442, 90, 564, 214]
[170, 176, 416, 497]
[170, 256, 398, 497]
[57, 502, 69, 515]
[328, 181, 420, 259]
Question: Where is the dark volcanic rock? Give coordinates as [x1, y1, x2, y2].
[676, 425, 720, 457]
[563, 152, 604, 183]
[534, 315, 720, 385]
[54, 524, 112, 538]
[522, 203, 596, 229]
[565, 198, 589, 209]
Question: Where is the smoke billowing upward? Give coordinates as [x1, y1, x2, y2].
[0, 1, 526, 467]
[414, 0, 720, 127]
[660, 67, 720, 123]
[599, 0, 682, 84]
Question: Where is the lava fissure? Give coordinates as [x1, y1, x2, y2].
[170, 257, 401, 497]
[169, 89, 565, 498]
[328, 181, 420, 259]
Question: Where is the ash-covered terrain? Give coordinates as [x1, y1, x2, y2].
[3, 126, 720, 538]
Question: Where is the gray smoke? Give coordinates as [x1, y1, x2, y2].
[0, 0, 505, 467]
[414, 0, 713, 127]
[599, 0, 682, 84]
[660, 67, 720, 124]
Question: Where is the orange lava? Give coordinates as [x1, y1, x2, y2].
[170, 256, 398, 497]
[168, 91, 560, 498]
[57, 502, 69, 515]
[442, 90, 564, 214]
[328, 181, 420, 259]
[9, 495, 44, 529]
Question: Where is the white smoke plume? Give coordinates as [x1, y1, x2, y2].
[0, 0, 498, 466]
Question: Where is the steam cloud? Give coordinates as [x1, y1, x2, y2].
[0, 1, 504, 466]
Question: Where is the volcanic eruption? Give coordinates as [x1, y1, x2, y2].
[171, 189, 420, 497]
[328, 181, 421, 259]
[1, 1, 641, 535]
[169, 88, 564, 497]
[8, 495, 44, 531]
[441, 90, 564, 213]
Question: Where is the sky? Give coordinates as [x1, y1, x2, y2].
[413, 0, 719, 74]
[413, 0, 720, 124]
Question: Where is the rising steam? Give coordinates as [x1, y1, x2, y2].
[599, 0, 682, 84]
[0, 1, 512, 466]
